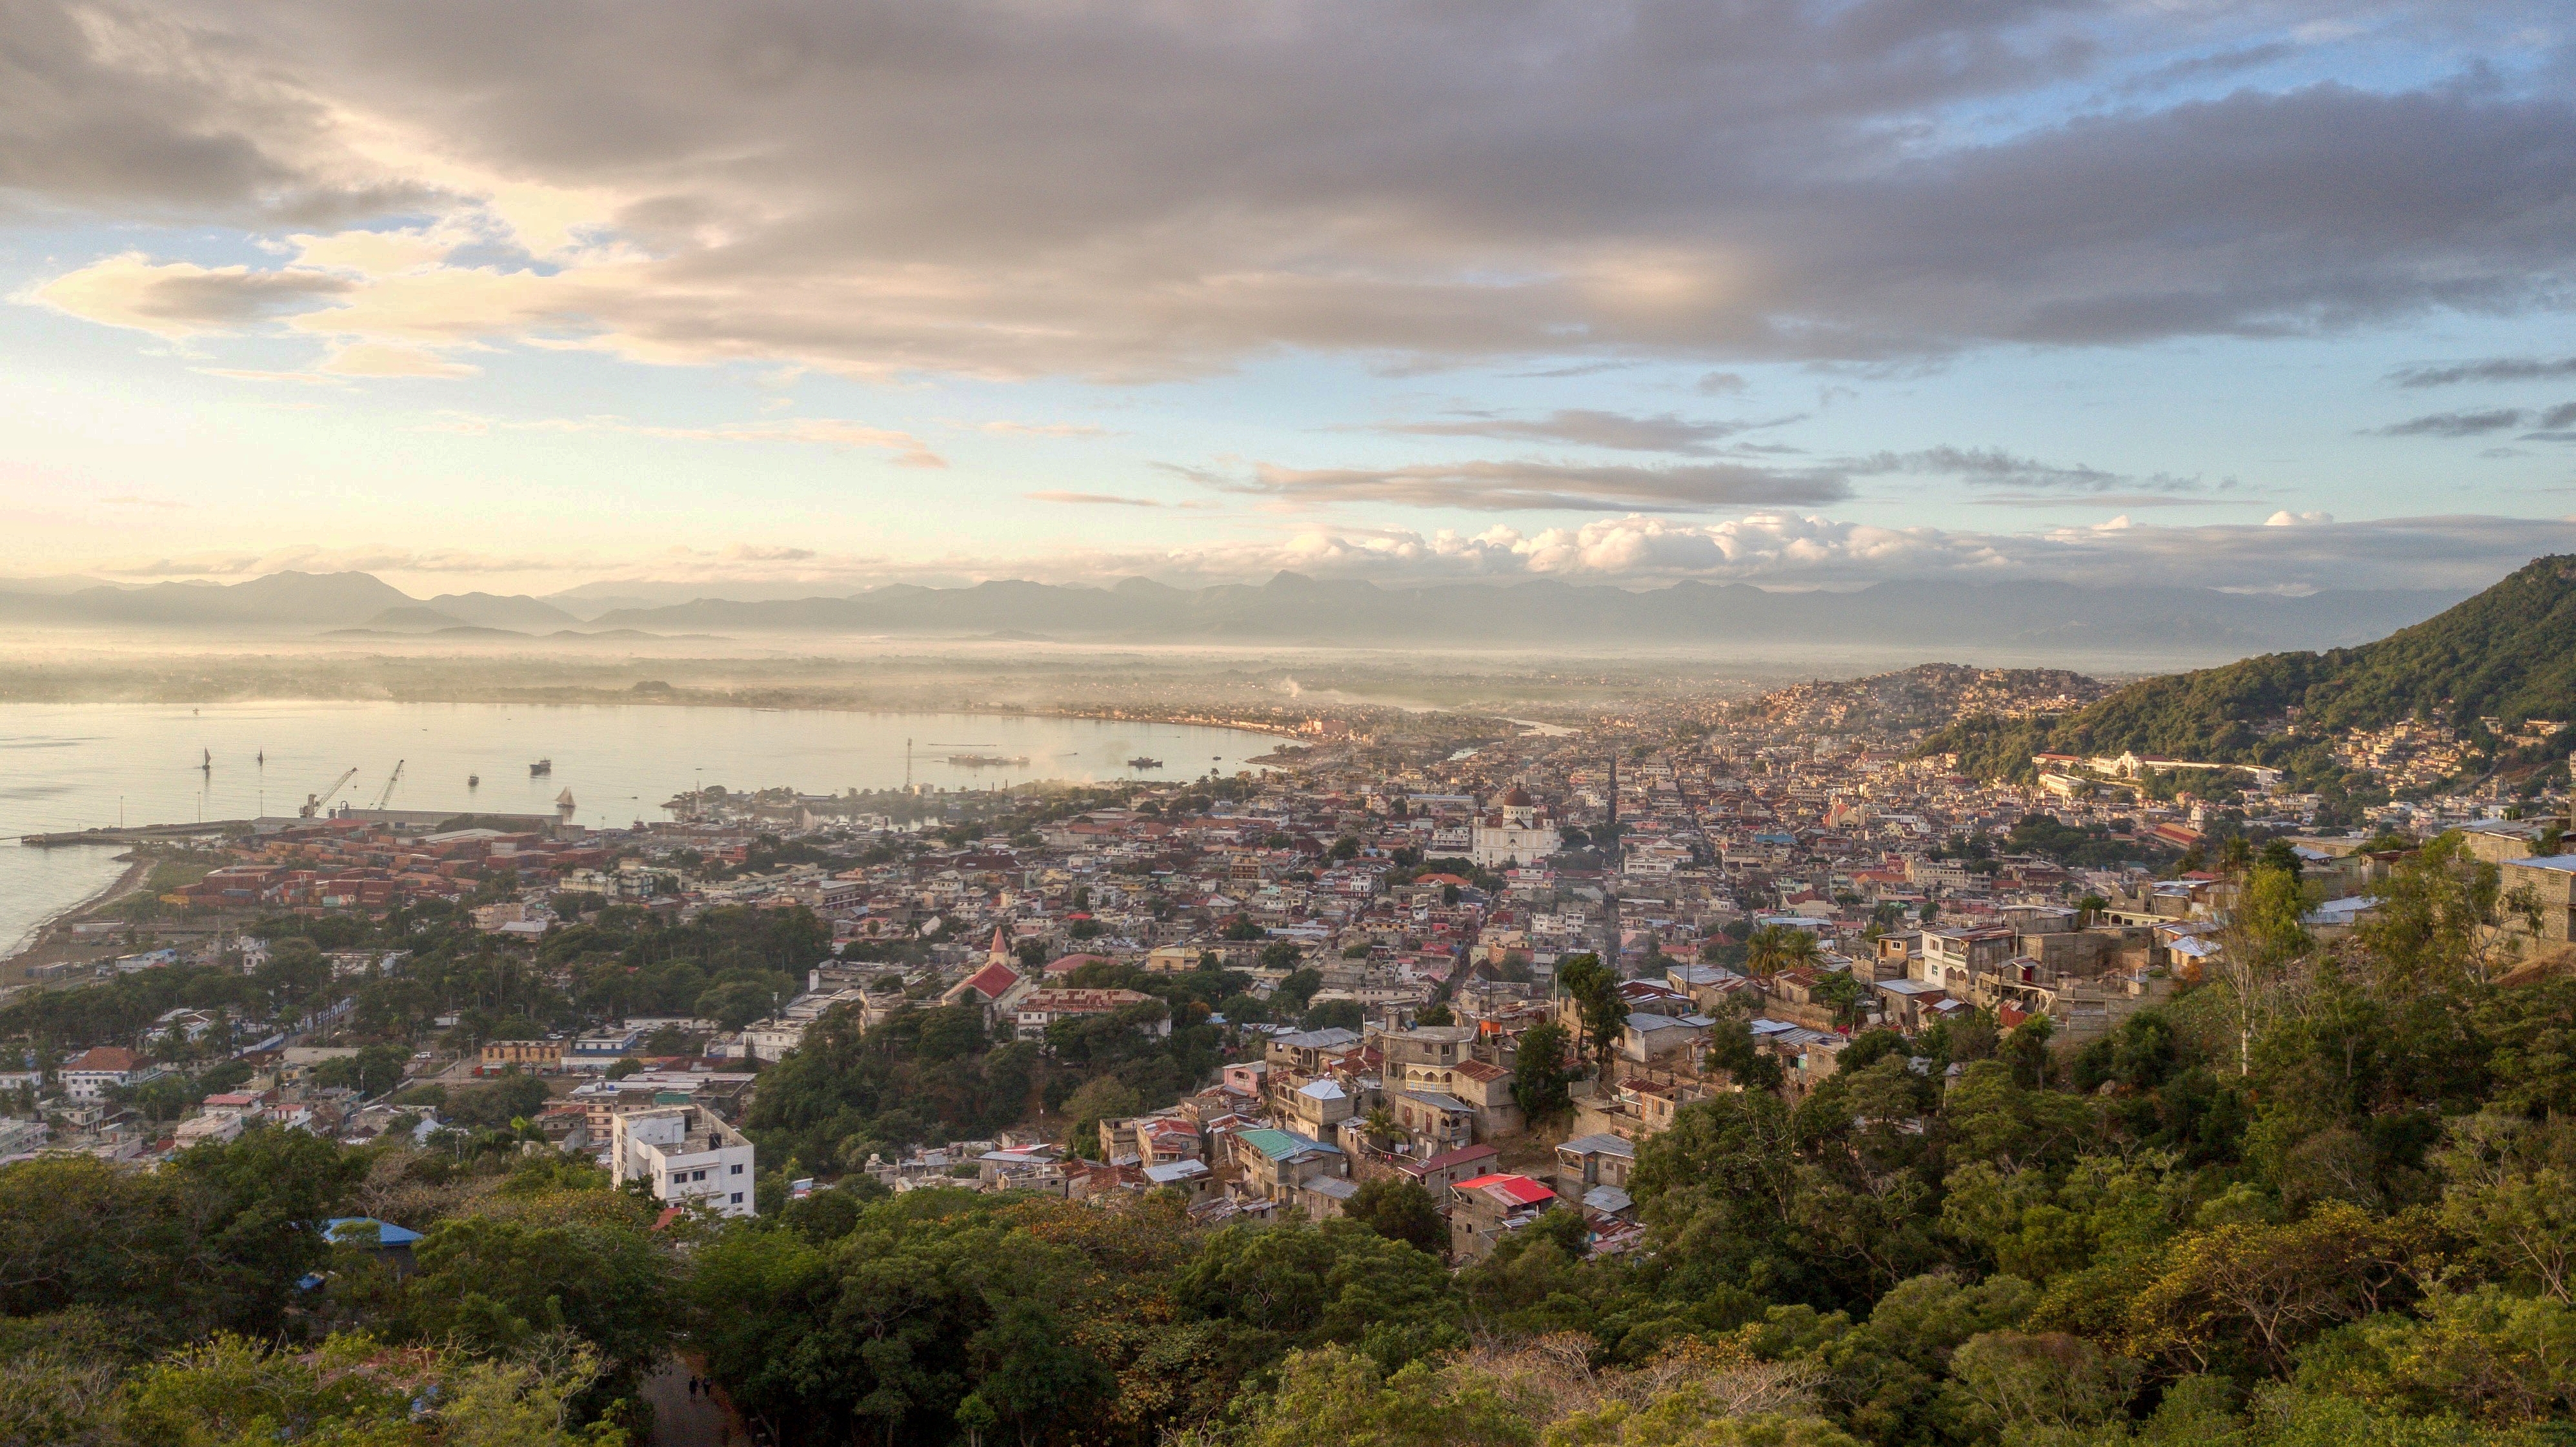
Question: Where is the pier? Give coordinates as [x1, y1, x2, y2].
[17, 822, 254, 849]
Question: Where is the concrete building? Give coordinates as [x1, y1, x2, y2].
[611, 1104, 757, 1218]
[1449, 1172, 1559, 1262]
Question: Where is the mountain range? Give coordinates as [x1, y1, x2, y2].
[0, 569, 2473, 655]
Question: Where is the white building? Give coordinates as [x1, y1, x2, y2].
[1470, 785, 1562, 870]
[61, 1046, 161, 1100]
[610, 1104, 757, 1218]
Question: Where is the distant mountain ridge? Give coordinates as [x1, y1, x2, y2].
[0, 567, 2473, 655]
[1931, 554, 2576, 778]
[0, 572, 576, 631]
[583, 572, 2462, 653]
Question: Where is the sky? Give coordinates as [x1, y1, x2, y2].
[2, 0, 2573, 600]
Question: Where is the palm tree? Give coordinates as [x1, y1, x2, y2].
[1362, 1106, 1397, 1150]
[1744, 925, 1819, 979]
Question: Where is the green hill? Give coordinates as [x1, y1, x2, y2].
[1929, 554, 2576, 792]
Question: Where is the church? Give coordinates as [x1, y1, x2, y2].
[1469, 784, 1562, 869]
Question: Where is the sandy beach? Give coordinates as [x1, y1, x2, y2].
[1, 851, 149, 978]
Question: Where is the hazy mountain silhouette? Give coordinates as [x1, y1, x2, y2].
[0, 567, 2470, 654]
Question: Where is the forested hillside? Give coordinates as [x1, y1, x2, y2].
[1929, 555, 2576, 787]
[11, 842, 2576, 1445]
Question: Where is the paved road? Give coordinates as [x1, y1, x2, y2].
[645, 1359, 744, 1447]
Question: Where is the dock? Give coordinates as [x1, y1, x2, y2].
[17, 821, 256, 849]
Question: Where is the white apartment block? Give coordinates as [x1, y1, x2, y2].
[610, 1104, 757, 1218]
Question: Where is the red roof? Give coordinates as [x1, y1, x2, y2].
[1455, 1173, 1557, 1207]
[65, 1046, 138, 1073]
[956, 962, 1021, 1000]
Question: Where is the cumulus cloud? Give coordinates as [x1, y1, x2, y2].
[74, 512, 2576, 597]
[10, 1, 2574, 380]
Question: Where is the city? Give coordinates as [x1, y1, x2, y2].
[7, 0, 2575, 1440]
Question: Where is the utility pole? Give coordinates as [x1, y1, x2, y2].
[1604, 751, 1622, 976]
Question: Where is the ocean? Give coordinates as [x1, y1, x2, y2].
[0, 702, 1276, 955]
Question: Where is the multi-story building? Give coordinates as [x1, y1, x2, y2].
[610, 1104, 756, 1218]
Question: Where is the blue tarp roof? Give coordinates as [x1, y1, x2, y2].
[323, 1217, 422, 1247]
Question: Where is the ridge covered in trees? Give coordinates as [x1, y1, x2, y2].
[1927, 555, 2576, 790]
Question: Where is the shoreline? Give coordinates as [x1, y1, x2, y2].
[1, 850, 146, 966]
[0, 694, 1329, 740]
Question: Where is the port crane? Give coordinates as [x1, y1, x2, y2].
[373, 760, 405, 810]
[299, 767, 358, 818]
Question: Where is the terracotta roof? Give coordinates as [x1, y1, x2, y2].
[65, 1046, 138, 1072]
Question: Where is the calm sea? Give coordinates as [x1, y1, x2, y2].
[1, 702, 1274, 956]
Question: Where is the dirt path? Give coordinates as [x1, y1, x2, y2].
[645, 1357, 750, 1447]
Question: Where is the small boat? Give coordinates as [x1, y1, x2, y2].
[529, 759, 552, 776]
[467, 774, 480, 788]
[1128, 756, 1163, 769]
[199, 748, 212, 773]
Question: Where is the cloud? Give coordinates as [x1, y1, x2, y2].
[1373, 409, 1787, 456]
[1027, 491, 1162, 507]
[420, 411, 944, 467]
[12, 3, 2575, 380]
[315, 341, 479, 378]
[73, 511, 2576, 598]
[981, 421, 1109, 438]
[0, 0, 436, 225]
[635, 418, 945, 468]
[99, 544, 579, 577]
[32, 254, 352, 336]
[194, 367, 354, 387]
[2391, 357, 2576, 388]
[2266, 509, 2333, 525]
[2377, 407, 2539, 437]
[1854, 446, 2206, 495]
[1193, 458, 1851, 512]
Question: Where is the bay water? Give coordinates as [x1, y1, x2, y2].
[1, 702, 1273, 955]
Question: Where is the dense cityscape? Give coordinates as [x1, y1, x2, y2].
[10, 636, 2576, 1441]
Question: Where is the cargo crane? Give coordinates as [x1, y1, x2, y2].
[298, 767, 359, 818]
[373, 760, 405, 810]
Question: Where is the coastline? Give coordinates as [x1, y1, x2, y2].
[1, 850, 146, 966]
